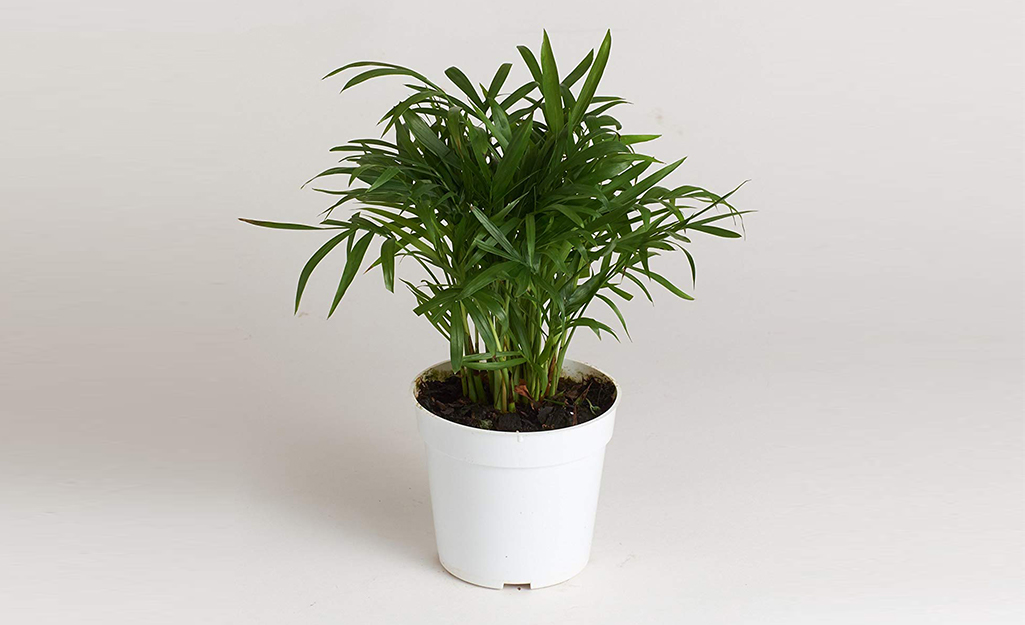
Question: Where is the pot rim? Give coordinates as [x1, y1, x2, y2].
[411, 358, 621, 438]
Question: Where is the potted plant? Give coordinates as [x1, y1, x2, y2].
[243, 30, 747, 589]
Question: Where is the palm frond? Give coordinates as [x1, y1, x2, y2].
[242, 30, 749, 411]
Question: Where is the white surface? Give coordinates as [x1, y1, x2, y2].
[1, 0, 1022, 622]
[416, 360, 616, 589]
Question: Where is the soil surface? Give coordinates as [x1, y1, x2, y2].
[416, 374, 616, 432]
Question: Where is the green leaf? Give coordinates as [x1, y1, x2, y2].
[491, 119, 532, 200]
[539, 31, 563, 134]
[459, 261, 518, 299]
[500, 81, 538, 109]
[444, 66, 485, 109]
[686, 209, 756, 228]
[450, 309, 465, 370]
[341, 68, 410, 91]
[328, 232, 374, 317]
[487, 62, 513, 98]
[470, 206, 517, 256]
[239, 218, 327, 230]
[567, 273, 604, 313]
[303, 166, 357, 186]
[378, 90, 441, 128]
[596, 293, 631, 340]
[525, 214, 536, 268]
[380, 238, 396, 292]
[623, 271, 654, 302]
[516, 45, 543, 84]
[366, 167, 400, 192]
[646, 270, 694, 300]
[548, 204, 586, 227]
[323, 61, 439, 91]
[488, 97, 512, 147]
[570, 316, 619, 341]
[562, 49, 594, 88]
[294, 231, 349, 312]
[686, 223, 742, 238]
[620, 134, 660, 145]
[613, 158, 685, 207]
[568, 30, 612, 128]
[608, 283, 634, 301]
[463, 357, 528, 371]
[402, 111, 451, 160]
[461, 350, 523, 362]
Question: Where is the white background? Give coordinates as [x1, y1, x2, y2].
[2, 0, 1022, 622]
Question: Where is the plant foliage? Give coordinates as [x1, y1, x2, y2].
[243, 31, 748, 411]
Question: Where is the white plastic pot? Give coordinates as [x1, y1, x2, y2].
[413, 359, 618, 589]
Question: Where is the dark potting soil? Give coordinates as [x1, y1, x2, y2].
[416, 374, 616, 432]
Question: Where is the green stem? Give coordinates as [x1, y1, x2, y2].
[473, 373, 485, 402]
